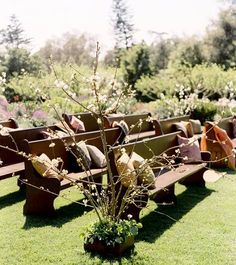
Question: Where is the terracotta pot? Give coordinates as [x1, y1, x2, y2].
[84, 236, 135, 256]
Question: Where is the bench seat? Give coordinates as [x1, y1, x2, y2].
[150, 163, 207, 200]
[0, 162, 25, 180]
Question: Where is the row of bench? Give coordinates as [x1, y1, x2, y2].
[0, 114, 210, 220]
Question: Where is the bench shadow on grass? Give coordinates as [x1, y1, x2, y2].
[23, 199, 93, 230]
[137, 186, 214, 243]
[0, 189, 25, 210]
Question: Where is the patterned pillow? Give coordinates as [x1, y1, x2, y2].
[116, 152, 136, 188]
[86, 144, 107, 168]
[32, 153, 62, 180]
[131, 152, 155, 189]
[177, 135, 202, 163]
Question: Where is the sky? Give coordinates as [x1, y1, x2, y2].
[0, 0, 227, 53]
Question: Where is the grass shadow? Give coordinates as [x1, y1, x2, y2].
[22, 199, 93, 229]
[0, 189, 25, 210]
[137, 186, 214, 243]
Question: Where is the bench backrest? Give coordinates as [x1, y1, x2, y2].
[9, 125, 62, 152]
[104, 113, 154, 133]
[23, 127, 124, 173]
[110, 132, 180, 175]
[159, 115, 190, 134]
[217, 116, 234, 138]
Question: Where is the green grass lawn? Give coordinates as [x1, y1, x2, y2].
[0, 172, 235, 265]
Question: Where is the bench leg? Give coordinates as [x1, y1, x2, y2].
[179, 168, 206, 187]
[23, 178, 60, 215]
[151, 185, 176, 205]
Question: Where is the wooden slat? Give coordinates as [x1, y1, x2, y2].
[60, 168, 107, 190]
[0, 162, 25, 180]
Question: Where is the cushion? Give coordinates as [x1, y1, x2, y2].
[32, 153, 62, 180]
[232, 118, 236, 138]
[70, 115, 85, 133]
[190, 119, 202, 134]
[174, 121, 194, 138]
[112, 120, 129, 135]
[86, 144, 107, 168]
[116, 152, 136, 188]
[131, 152, 155, 188]
[70, 141, 92, 170]
[177, 135, 202, 163]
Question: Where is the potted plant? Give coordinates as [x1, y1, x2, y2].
[83, 216, 142, 256]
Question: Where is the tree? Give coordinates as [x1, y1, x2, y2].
[204, 7, 236, 68]
[112, 0, 134, 49]
[168, 37, 205, 68]
[0, 14, 30, 49]
[1, 48, 42, 77]
[38, 33, 96, 66]
[149, 38, 178, 73]
[120, 42, 152, 100]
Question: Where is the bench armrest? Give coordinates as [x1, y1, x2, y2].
[152, 119, 163, 136]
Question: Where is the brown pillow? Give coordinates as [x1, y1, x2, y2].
[116, 152, 136, 188]
[131, 152, 155, 189]
[86, 144, 107, 168]
[32, 153, 62, 180]
[177, 135, 202, 163]
[70, 116, 85, 133]
[190, 119, 202, 134]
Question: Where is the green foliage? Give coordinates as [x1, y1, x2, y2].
[149, 38, 177, 73]
[134, 75, 165, 102]
[168, 37, 205, 68]
[190, 101, 218, 124]
[84, 218, 142, 246]
[121, 43, 151, 93]
[204, 7, 236, 68]
[0, 48, 42, 78]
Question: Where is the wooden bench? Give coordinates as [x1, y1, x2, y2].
[0, 125, 66, 185]
[104, 112, 163, 142]
[109, 132, 209, 221]
[22, 127, 124, 215]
